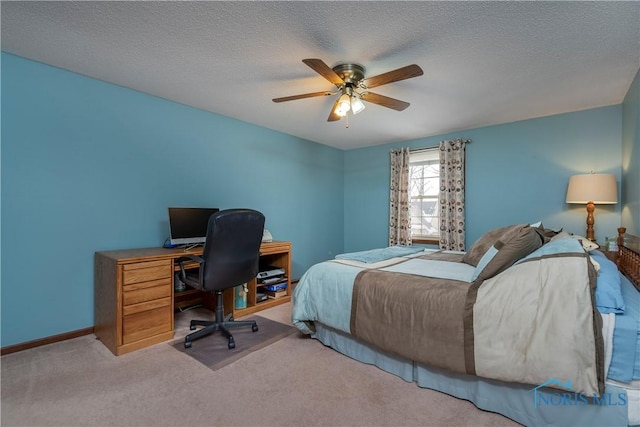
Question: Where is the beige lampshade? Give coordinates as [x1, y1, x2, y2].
[566, 174, 618, 204]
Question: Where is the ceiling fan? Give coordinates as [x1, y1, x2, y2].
[272, 58, 424, 122]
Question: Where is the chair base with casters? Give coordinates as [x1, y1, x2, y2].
[184, 290, 259, 349]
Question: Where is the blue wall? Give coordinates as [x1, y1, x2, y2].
[1, 53, 344, 347]
[622, 67, 640, 235]
[344, 106, 622, 252]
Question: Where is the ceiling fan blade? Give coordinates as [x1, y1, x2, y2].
[360, 92, 410, 111]
[272, 91, 334, 103]
[361, 64, 424, 89]
[327, 99, 342, 122]
[303, 58, 344, 87]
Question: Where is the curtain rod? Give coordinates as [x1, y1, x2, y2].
[410, 139, 471, 153]
[410, 145, 438, 152]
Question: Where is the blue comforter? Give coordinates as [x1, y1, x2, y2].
[608, 273, 640, 382]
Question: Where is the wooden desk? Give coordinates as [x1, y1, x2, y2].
[94, 241, 292, 356]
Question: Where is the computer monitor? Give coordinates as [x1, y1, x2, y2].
[168, 207, 220, 246]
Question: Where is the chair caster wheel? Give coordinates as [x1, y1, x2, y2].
[184, 341, 192, 349]
[228, 339, 235, 349]
[252, 324, 259, 332]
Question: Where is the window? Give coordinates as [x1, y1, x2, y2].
[409, 148, 439, 242]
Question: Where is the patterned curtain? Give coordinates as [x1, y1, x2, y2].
[389, 148, 412, 246]
[439, 139, 469, 251]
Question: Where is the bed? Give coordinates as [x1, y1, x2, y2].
[292, 225, 640, 426]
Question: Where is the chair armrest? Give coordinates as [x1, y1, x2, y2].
[176, 255, 205, 289]
[177, 254, 204, 265]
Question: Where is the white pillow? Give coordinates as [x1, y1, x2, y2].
[579, 237, 600, 251]
[550, 231, 599, 251]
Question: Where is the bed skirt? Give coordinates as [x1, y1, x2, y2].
[312, 323, 634, 427]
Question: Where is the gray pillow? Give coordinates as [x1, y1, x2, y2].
[472, 224, 543, 282]
[533, 223, 562, 244]
[462, 225, 518, 266]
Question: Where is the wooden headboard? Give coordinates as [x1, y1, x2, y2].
[616, 227, 640, 291]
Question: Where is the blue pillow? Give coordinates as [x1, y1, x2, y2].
[591, 250, 625, 314]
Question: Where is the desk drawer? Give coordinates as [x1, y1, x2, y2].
[122, 296, 171, 316]
[123, 278, 172, 306]
[122, 260, 172, 285]
[122, 303, 172, 345]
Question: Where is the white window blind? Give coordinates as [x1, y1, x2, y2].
[409, 148, 440, 240]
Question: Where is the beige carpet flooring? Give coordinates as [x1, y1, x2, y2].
[1, 303, 519, 427]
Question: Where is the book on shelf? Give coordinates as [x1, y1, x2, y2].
[265, 289, 287, 299]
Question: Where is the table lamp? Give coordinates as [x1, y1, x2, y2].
[565, 173, 618, 242]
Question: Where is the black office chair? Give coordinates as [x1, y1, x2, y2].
[177, 208, 265, 349]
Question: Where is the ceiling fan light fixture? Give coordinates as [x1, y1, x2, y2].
[273, 59, 424, 122]
[351, 95, 366, 114]
[335, 93, 351, 116]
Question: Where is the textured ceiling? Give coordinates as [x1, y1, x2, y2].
[2, 1, 639, 150]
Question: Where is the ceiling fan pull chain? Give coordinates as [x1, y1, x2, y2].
[345, 113, 350, 128]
